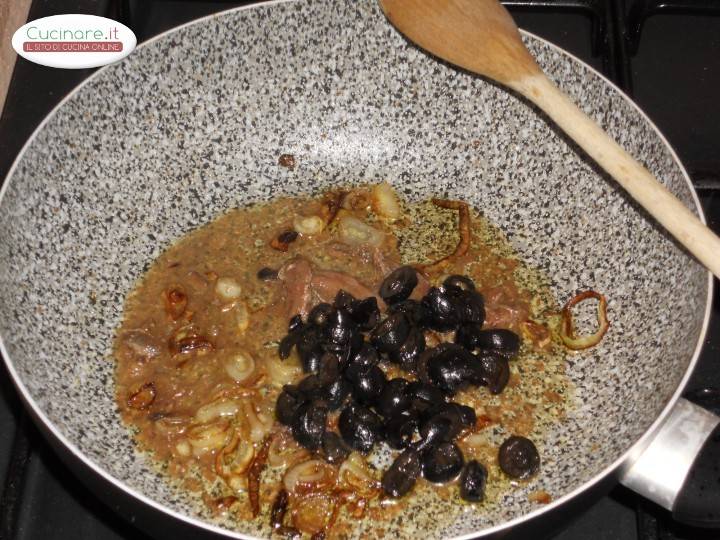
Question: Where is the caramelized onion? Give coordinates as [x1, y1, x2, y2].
[224, 352, 256, 384]
[560, 290, 610, 350]
[271, 489, 300, 537]
[243, 400, 274, 443]
[294, 215, 325, 236]
[283, 459, 336, 494]
[266, 353, 302, 386]
[319, 191, 345, 226]
[337, 453, 380, 498]
[269, 429, 309, 467]
[338, 216, 384, 247]
[164, 287, 188, 320]
[371, 182, 402, 220]
[292, 493, 335, 535]
[417, 199, 471, 272]
[187, 422, 231, 455]
[248, 435, 272, 518]
[126, 382, 156, 410]
[215, 431, 255, 476]
[195, 398, 241, 424]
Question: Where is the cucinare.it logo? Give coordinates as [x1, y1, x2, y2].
[12, 14, 136, 69]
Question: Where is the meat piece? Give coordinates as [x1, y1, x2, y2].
[278, 257, 314, 319]
[311, 270, 385, 309]
[482, 287, 530, 332]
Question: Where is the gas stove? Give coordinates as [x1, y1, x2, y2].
[1, 1, 718, 539]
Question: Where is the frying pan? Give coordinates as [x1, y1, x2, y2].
[0, 0, 717, 538]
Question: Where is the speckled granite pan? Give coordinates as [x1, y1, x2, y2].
[0, 0, 711, 538]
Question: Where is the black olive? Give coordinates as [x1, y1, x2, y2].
[257, 267, 279, 281]
[414, 415, 455, 452]
[475, 329, 521, 359]
[422, 442, 464, 483]
[382, 449, 422, 498]
[291, 402, 328, 450]
[377, 378, 411, 417]
[459, 460, 488, 502]
[475, 353, 510, 394]
[421, 287, 460, 332]
[348, 297, 380, 331]
[421, 402, 475, 433]
[442, 275, 475, 293]
[323, 308, 357, 351]
[276, 385, 306, 426]
[370, 312, 410, 354]
[300, 345, 324, 374]
[278, 230, 299, 244]
[288, 314, 304, 333]
[345, 344, 379, 381]
[455, 322, 483, 351]
[297, 325, 322, 361]
[384, 410, 419, 450]
[454, 290, 485, 325]
[308, 303, 333, 327]
[316, 353, 340, 385]
[321, 431, 350, 464]
[390, 325, 426, 373]
[498, 436, 540, 479]
[449, 402, 477, 427]
[278, 333, 297, 360]
[323, 377, 352, 410]
[351, 365, 387, 405]
[297, 374, 325, 396]
[426, 344, 478, 395]
[407, 381, 445, 407]
[387, 299, 428, 327]
[334, 289, 356, 310]
[418, 406, 466, 445]
[338, 404, 383, 453]
[379, 266, 418, 305]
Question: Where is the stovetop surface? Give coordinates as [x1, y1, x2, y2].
[0, 1, 719, 539]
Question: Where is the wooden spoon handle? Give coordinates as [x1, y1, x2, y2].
[510, 73, 720, 278]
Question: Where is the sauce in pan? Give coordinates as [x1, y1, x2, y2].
[114, 184, 572, 537]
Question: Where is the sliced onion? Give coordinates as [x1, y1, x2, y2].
[243, 400, 273, 443]
[227, 474, 248, 493]
[371, 182, 402, 220]
[216, 431, 255, 476]
[175, 440, 191, 457]
[215, 277, 242, 300]
[292, 493, 335, 535]
[337, 453, 379, 498]
[187, 422, 231, 455]
[126, 382, 156, 410]
[266, 352, 302, 386]
[235, 302, 250, 334]
[268, 432, 309, 468]
[293, 215, 325, 236]
[560, 290, 610, 350]
[283, 459, 336, 494]
[194, 398, 241, 424]
[224, 351, 255, 384]
[417, 199, 471, 272]
[338, 216, 384, 247]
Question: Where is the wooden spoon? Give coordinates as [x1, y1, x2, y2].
[380, 0, 720, 279]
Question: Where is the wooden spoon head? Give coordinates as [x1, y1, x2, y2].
[380, 0, 541, 86]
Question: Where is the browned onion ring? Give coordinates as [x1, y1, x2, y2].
[560, 290, 610, 350]
[415, 199, 471, 273]
[248, 435, 272, 518]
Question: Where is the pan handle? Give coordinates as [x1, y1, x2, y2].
[619, 397, 720, 527]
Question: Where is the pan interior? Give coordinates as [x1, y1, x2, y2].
[0, 0, 707, 537]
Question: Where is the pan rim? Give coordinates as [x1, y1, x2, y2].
[0, 1, 713, 538]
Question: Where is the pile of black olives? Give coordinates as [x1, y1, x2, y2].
[275, 265, 538, 502]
